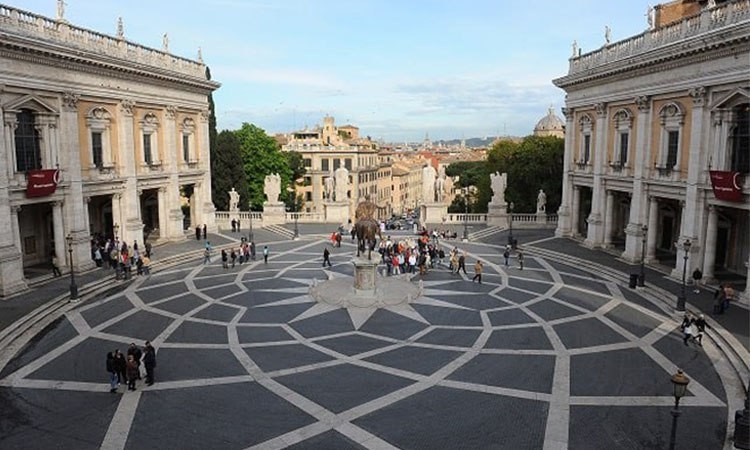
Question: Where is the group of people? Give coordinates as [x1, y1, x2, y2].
[680, 313, 711, 346]
[77, 238, 153, 279]
[229, 218, 243, 233]
[105, 341, 156, 393]
[205, 240, 270, 267]
[377, 233, 444, 276]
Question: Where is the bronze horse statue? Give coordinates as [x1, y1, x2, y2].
[355, 218, 381, 259]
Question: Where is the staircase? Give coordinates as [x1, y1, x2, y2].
[469, 226, 505, 241]
[264, 224, 296, 240]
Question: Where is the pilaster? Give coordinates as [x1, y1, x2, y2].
[117, 99, 144, 246]
[584, 103, 607, 248]
[603, 190, 614, 248]
[556, 106, 575, 237]
[198, 109, 215, 231]
[702, 205, 718, 281]
[623, 96, 652, 261]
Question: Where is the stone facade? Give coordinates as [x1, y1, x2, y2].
[0, 5, 219, 295]
[554, 0, 750, 299]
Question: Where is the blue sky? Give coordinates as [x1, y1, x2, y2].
[18, 1, 655, 141]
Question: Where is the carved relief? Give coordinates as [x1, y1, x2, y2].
[165, 105, 177, 119]
[634, 95, 651, 112]
[120, 99, 135, 116]
[612, 109, 633, 127]
[658, 102, 686, 126]
[62, 91, 80, 111]
[595, 102, 607, 117]
[561, 107, 574, 120]
[199, 109, 210, 122]
[689, 86, 707, 107]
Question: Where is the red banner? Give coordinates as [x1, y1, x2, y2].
[709, 170, 743, 202]
[26, 169, 60, 198]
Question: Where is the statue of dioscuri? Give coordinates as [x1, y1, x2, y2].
[228, 187, 240, 212]
[334, 167, 349, 202]
[490, 172, 507, 205]
[537, 189, 547, 213]
[264, 173, 281, 203]
[422, 165, 436, 203]
[435, 166, 448, 203]
[324, 174, 334, 201]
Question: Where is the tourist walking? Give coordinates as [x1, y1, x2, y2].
[692, 268, 703, 293]
[472, 260, 483, 284]
[250, 241, 256, 261]
[517, 249, 524, 270]
[142, 341, 156, 386]
[230, 249, 237, 268]
[693, 314, 711, 346]
[106, 352, 118, 393]
[323, 248, 332, 267]
[457, 253, 467, 275]
[263, 245, 269, 264]
[51, 252, 62, 277]
[681, 314, 697, 346]
[221, 249, 228, 269]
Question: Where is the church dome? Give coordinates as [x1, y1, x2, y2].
[534, 107, 565, 137]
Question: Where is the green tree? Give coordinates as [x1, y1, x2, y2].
[284, 151, 307, 184]
[486, 135, 564, 213]
[445, 161, 490, 213]
[212, 130, 249, 211]
[206, 66, 223, 208]
[235, 123, 292, 210]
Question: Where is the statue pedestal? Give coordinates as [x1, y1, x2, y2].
[536, 211, 547, 225]
[324, 201, 349, 224]
[352, 256, 378, 299]
[487, 202, 509, 227]
[420, 203, 447, 225]
[262, 202, 285, 226]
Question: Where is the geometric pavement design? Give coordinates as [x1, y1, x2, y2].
[0, 238, 730, 449]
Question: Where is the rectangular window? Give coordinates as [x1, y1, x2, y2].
[583, 135, 591, 163]
[333, 158, 341, 170]
[15, 110, 42, 172]
[666, 131, 679, 168]
[321, 159, 329, 172]
[92, 132, 103, 168]
[344, 158, 352, 170]
[182, 134, 190, 162]
[619, 132, 629, 164]
[305, 191, 312, 201]
[143, 134, 153, 165]
[303, 158, 311, 168]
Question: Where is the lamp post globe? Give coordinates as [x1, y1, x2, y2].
[66, 234, 78, 301]
[668, 369, 690, 450]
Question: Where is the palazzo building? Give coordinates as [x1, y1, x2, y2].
[0, 4, 219, 295]
[554, 0, 749, 299]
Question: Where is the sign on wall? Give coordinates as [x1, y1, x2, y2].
[26, 169, 60, 198]
[709, 170, 744, 202]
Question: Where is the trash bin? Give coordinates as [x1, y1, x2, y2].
[629, 273, 639, 289]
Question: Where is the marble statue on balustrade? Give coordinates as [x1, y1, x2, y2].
[264, 173, 281, 204]
[228, 188, 240, 212]
[324, 173, 334, 201]
[435, 166, 448, 203]
[334, 166, 349, 202]
[422, 165, 437, 203]
[537, 189, 547, 213]
[490, 172, 507, 205]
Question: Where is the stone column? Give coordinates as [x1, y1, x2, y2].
[198, 109, 216, 231]
[646, 197, 658, 261]
[157, 187, 168, 239]
[556, 107, 575, 237]
[585, 103, 608, 248]
[117, 99, 144, 246]
[702, 205, 718, 281]
[10, 205, 22, 254]
[603, 190, 614, 248]
[571, 186, 580, 237]
[111, 193, 123, 236]
[743, 258, 750, 302]
[52, 202, 66, 267]
[3, 114, 17, 183]
[623, 96, 651, 261]
[60, 92, 93, 271]
[83, 196, 92, 236]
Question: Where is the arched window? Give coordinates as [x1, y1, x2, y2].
[14, 109, 41, 172]
[730, 103, 749, 174]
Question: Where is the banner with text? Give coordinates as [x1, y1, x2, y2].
[709, 170, 743, 202]
[26, 169, 60, 198]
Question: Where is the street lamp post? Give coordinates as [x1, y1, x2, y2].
[668, 369, 690, 450]
[676, 239, 691, 312]
[248, 210, 254, 243]
[462, 187, 469, 242]
[66, 234, 78, 301]
[508, 202, 515, 247]
[639, 224, 648, 287]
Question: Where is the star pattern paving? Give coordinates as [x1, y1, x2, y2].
[0, 239, 730, 449]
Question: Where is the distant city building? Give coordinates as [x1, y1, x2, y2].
[554, 0, 749, 299]
[533, 107, 565, 138]
[0, 4, 218, 295]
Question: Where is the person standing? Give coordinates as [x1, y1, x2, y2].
[517, 249, 524, 270]
[250, 241, 256, 261]
[457, 252, 467, 275]
[145, 242, 152, 258]
[142, 341, 156, 386]
[106, 352, 118, 393]
[323, 248, 332, 267]
[472, 260, 483, 283]
[263, 245, 269, 264]
[51, 252, 62, 277]
[231, 218, 237, 233]
[503, 247, 510, 267]
[221, 249, 228, 269]
[202, 224, 207, 240]
[126, 354, 139, 391]
[692, 268, 703, 293]
[114, 349, 127, 385]
[230, 249, 237, 268]
[127, 343, 142, 380]
[195, 225, 201, 241]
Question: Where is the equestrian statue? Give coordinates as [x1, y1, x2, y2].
[354, 197, 382, 259]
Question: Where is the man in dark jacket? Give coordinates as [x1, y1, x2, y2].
[106, 352, 117, 393]
[127, 343, 142, 380]
[143, 341, 156, 386]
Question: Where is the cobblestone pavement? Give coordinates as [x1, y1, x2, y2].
[0, 236, 735, 449]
